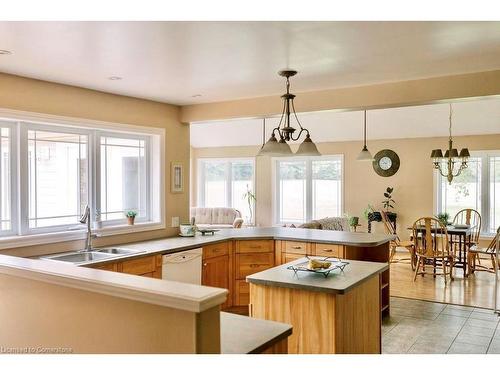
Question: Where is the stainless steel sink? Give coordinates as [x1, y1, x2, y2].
[41, 247, 146, 265]
[42, 251, 114, 264]
[94, 247, 145, 255]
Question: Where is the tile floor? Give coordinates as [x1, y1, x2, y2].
[383, 297, 500, 354]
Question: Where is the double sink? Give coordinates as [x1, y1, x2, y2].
[41, 247, 146, 265]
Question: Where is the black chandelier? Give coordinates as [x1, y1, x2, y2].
[258, 70, 320, 156]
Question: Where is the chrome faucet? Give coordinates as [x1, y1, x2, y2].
[79, 205, 94, 252]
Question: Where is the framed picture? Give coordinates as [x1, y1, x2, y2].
[171, 162, 183, 193]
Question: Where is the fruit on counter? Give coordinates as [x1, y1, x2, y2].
[307, 259, 332, 270]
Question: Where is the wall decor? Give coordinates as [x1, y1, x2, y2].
[372, 149, 400, 177]
[171, 162, 184, 193]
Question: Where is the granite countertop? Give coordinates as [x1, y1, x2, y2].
[246, 257, 388, 295]
[46, 227, 393, 267]
[220, 312, 292, 354]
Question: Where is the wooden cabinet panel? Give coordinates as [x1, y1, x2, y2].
[235, 252, 274, 279]
[283, 241, 311, 255]
[235, 280, 250, 306]
[236, 240, 274, 254]
[120, 255, 157, 275]
[281, 252, 306, 265]
[91, 262, 118, 271]
[202, 255, 230, 308]
[313, 243, 344, 258]
[203, 242, 229, 259]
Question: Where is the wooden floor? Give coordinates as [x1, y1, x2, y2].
[390, 254, 499, 309]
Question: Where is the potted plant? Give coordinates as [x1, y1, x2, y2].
[382, 187, 397, 222]
[242, 184, 256, 225]
[364, 204, 381, 222]
[436, 212, 450, 226]
[125, 210, 137, 225]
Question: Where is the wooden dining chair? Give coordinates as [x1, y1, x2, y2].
[412, 217, 454, 283]
[381, 211, 416, 270]
[467, 227, 500, 274]
[453, 208, 482, 244]
[453, 208, 482, 264]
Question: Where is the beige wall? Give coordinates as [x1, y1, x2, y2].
[191, 134, 500, 241]
[0, 73, 190, 256]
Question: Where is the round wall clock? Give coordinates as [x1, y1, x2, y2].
[372, 149, 400, 177]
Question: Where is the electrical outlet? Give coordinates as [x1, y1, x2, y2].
[171, 217, 180, 227]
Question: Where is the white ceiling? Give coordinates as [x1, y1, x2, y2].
[190, 97, 500, 148]
[1, 21, 500, 105]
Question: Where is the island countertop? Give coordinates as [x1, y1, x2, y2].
[246, 257, 388, 295]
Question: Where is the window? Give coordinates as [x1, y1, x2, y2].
[99, 135, 148, 222]
[0, 113, 164, 244]
[0, 123, 13, 233]
[198, 159, 255, 223]
[436, 151, 500, 235]
[27, 128, 89, 230]
[274, 156, 343, 224]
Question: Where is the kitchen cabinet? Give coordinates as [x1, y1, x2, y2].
[202, 254, 230, 309]
[89, 254, 162, 279]
[233, 240, 275, 312]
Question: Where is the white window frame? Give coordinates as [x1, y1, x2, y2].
[273, 155, 344, 225]
[0, 120, 18, 237]
[0, 108, 166, 249]
[20, 122, 93, 235]
[197, 157, 256, 224]
[434, 150, 500, 237]
[96, 131, 151, 227]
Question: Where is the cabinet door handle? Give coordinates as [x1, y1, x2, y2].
[323, 249, 333, 252]
[249, 245, 261, 249]
[292, 246, 302, 249]
[203, 263, 207, 267]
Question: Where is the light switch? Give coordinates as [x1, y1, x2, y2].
[171, 217, 180, 227]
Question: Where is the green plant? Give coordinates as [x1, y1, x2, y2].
[363, 205, 375, 220]
[125, 210, 138, 218]
[382, 187, 395, 211]
[347, 216, 359, 227]
[242, 184, 256, 223]
[436, 212, 450, 226]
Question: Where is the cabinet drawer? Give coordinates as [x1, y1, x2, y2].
[313, 243, 344, 258]
[281, 252, 306, 265]
[236, 240, 274, 253]
[235, 280, 250, 306]
[120, 256, 156, 275]
[203, 242, 229, 259]
[92, 262, 118, 271]
[236, 252, 274, 279]
[283, 241, 310, 254]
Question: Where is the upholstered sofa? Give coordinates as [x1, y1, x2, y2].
[286, 217, 350, 231]
[190, 207, 244, 229]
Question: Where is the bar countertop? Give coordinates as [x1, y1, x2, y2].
[246, 257, 388, 295]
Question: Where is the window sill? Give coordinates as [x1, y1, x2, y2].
[0, 221, 165, 250]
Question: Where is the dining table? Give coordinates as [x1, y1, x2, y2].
[408, 225, 475, 276]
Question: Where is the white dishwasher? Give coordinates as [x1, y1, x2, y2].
[162, 248, 202, 285]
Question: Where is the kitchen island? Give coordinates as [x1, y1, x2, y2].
[247, 258, 388, 354]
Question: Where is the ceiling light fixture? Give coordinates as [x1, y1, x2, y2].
[108, 76, 122, 81]
[356, 110, 374, 161]
[257, 70, 320, 157]
[431, 103, 469, 184]
[0, 50, 12, 55]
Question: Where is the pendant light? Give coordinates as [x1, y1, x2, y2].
[257, 70, 320, 156]
[430, 103, 470, 184]
[356, 110, 374, 161]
